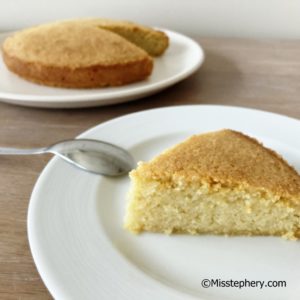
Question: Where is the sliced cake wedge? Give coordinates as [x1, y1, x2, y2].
[124, 129, 300, 240]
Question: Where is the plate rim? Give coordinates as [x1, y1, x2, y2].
[27, 104, 300, 299]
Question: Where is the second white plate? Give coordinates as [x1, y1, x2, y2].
[0, 29, 204, 108]
[28, 105, 300, 300]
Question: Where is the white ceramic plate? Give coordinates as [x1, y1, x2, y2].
[28, 105, 300, 300]
[0, 30, 204, 108]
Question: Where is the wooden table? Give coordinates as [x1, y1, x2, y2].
[0, 37, 299, 299]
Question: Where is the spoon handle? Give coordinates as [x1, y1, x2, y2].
[0, 147, 47, 155]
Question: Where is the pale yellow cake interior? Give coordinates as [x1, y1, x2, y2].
[124, 130, 300, 240]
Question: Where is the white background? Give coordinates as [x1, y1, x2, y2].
[1, 0, 300, 39]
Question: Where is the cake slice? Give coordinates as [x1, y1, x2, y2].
[124, 129, 300, 240]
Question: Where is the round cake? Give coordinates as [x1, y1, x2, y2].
[2, 21, 154, 88]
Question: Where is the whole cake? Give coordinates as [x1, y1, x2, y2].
[1, 19, 168, 88]
[124, 129, 300, 240]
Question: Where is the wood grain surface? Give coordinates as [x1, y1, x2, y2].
[0, 37, 299, 299]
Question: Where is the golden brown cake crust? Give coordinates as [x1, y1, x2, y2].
[79, 19, 169, 56]
[133, 129, 300, 198]
[3, 50, 152, 88]
[73, 18, 169, 56]
[2, 21, 153, 88]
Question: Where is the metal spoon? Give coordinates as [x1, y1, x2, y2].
[0, 139, 135, 176]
